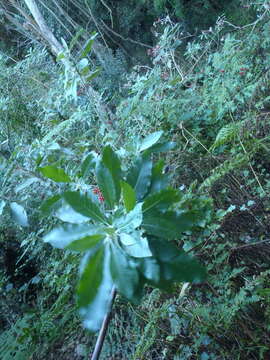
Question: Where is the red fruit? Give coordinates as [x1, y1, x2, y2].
[220, 69, 225, 73]
[239, 71, 245, 76]
[240, 67, 247, 71]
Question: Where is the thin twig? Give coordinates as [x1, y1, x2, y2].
[90, 287, 117, 360]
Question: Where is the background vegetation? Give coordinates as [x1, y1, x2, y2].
[1, 0, 270, 359]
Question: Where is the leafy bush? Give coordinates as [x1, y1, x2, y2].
[41, 133, 208, 331]
[2, 2, 270, 359]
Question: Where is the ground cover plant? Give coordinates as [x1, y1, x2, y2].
[1, 0, 270, 359]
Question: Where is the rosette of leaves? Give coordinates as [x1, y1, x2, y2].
[42, 131, 207, 331]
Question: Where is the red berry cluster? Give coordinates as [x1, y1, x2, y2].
[239, 67, 248, 76]
[219, 67, 249, 76]
[92, 187, 105, 202]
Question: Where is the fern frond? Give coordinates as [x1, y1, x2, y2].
[199, 153, 248, 190]
[210, 121, 244, 151]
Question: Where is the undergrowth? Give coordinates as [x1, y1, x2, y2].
[1, 1, 270, 359]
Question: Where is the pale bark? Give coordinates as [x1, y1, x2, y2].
[0, 0, 114, 122]
[23, 0, 63, 54]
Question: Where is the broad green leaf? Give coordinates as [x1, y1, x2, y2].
[55, 204, 89, 224]
[119, 232, 135, 246]
[69, 27, 85, 51]
[148, 238, 206, 283]
[40, 195, 61, 216]
[67, 234, 105, 251]
[121, 181, 136, 212]
[169, 76, 182, 85]
[101, 146, 121, 202]
[78, 244, 113, 331]
[139, 131, 163, 152]
[114, 203, 143, 233]
[15, 177, 39, 193]
[127, 157, 152, 201]
[143, 210, 197, 240]
[64, 191, 108, 224]
[80, 39, 94, 58]
[61, 38, 69, 51]
[81, 153, 96, 178]
[85, 68, 101, 82]
[142, 141, 176, 157]
[149, 159, 170, 194]
[10, 202, 29, 227]
[44, 223, 105, 250]
[0, 200, 6, 215]
[77, 58, 88, 72]
[56, 52, 65, 61]
[110, 243, 140, 302]
[80, 33, 97, 59]
[138, 257, 160, 283]
[38, 166, 71, 183]
[96, 146, 121, 208]
[96, 162, 115, 209]
[143, 188, 180, 214]
[120, 232, 152, 258]
[79, 65, 90, 76]
[148, 237, 182, 262]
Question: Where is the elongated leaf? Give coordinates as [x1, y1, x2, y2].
[80, 39, 94, 59]
[143, 141, 176, 157]
[38, 166, 71, 183]
[96, 146, 121, 208]
[102, 145, 121, 191]
[56, 52, 65, 61]
[121, 181, 136, 212]
[81, 153, 96, 178]
[77, 58, 88, 72]
[40, 195, 61, 216]
[44, 223, 105, 250]
[149, 159, 170, 194]
[114, 203, 142, 233]
[80, 33, 97, 59]
[69, 27, 85, 51]
[120, 231, 152, 258]
[127, 157, 152, 201]
[10, 202, 28, 227]
[86, 68, 101, 82]
[55, 203, 90, 224]
[96, 162, 115, 209]
[78, 244, 113, 331]
[64, 191, 108, 224]
[143, 210, 197, 240]
[143, 188, 180, 214]
[138, 257, 160, 283]
[0, 200, 6, 215]
[139, 131, 163, 152]
[110, 243, 141, 302]
[148, 238, 206, 283]
[67, 235, 104, 252]
[80, 65, 90, 76]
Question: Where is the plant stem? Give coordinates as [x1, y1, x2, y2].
[90, 286, 117, 360]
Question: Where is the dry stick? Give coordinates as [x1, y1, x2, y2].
[91, 287, 117, 360]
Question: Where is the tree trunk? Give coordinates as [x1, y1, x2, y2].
[1, 0, 115, 123]
[23, 0, 63, 54]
